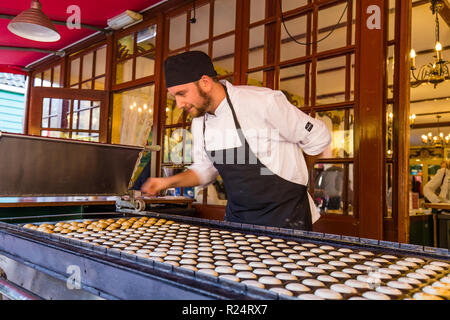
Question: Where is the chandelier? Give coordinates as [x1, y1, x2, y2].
[421, 115, 450, 146]
[410, 0, 449, 88]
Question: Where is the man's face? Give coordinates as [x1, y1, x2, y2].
[168, 81, 212, 118]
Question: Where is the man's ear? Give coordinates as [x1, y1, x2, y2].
[199, 75, 213, 92]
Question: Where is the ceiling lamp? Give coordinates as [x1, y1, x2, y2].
[410, 0, 449, 88]
[7, 0, 60, 42]
[421, 115, 450, 146]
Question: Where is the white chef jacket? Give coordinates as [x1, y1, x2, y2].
[423, 167, 450, 203]
[189, 81, 332, 223]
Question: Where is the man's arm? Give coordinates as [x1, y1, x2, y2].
[141, 169, 202, 196]
[265, 90, 331, 155]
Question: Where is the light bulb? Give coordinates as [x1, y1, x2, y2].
[166, 107, 170, 112]
[143, 104, 147, 110]
[138, 107, 142, 113]
[435, 42, 442, 51]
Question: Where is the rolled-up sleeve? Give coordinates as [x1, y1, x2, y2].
[265, 90, 331, 155]
[188, 118, 219, 188]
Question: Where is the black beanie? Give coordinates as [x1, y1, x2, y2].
[164, 51, 217, 88]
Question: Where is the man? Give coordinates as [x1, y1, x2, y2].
[142, 51, 331, 230]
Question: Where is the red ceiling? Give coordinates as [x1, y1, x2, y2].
[0, 0, 165, 74]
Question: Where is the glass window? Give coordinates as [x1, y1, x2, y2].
[135, 52, 155, 79]
[190, 4, 210, 44]
[280, 15, 307, 61]
[117, 34, 134, 60]
[116, 59, 133, 84]
[386, 104, 394, 158]
[316, 109, 354, 158]
[136, 25, 157, 53]
[317, 2, 348, 53]
[52, 65, 60, 87]
[94, 76, 105, 90]
[281, 0, 308, 12]
[213, 35, 235, 74]
[314, 163, 345, 214]
[279, 64, 307, 108]
[316, 56, 347, 105]
[250, 0, 265, 23]
[248, 25, 265, 69]
[82, 52, 93, 81]
[95, 46, 106, 76]
[169, 13, 187, 51]
[213, 0, 236, 36]
[165, 93, 183, 125]
[42, 69, 51, 87]
[70, 58, 80, 85]
[247, 70, 264, 87]
[34, 73, 42, 87]
[112, 85, 155, 146]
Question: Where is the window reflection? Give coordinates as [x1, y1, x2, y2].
[316, 109, 354, 158]
[112, 85, 154, 146]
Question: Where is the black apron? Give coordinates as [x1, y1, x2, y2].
[203, 87, 312, 231]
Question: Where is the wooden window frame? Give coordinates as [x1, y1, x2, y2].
[68, 42, 107, 90]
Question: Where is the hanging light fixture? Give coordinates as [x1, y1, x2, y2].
[410, 0, 449, 88]
[421, 115, 450, 146]
[7, 0, 60, 42]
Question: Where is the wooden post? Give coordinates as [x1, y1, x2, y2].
[357, 1, 387, 239]
[393, 0, 412, 243]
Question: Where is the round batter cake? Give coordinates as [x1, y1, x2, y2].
[314, 288, 343, 300]
[219, 275, 240, 283]
[253, 269, 274, 276]
[297, 294, 325, 300]
[236, 272, 257, 280]
[285, 283, 311, 293]
[317, 275, 339, 284]
[344, 279, 371, 290]
[302, 278, 325, 288]
[330, 271, 352, 280]
[269, 287, 294, 297]
[291, 270, 313, 279]
[242, 280, 264, 289]
[258, 276, 282, 286]
[362, 291, 391, 300]
[330, 283, 357, 295]
[375, 286, 403, 297]
[275, 273, 298, 281]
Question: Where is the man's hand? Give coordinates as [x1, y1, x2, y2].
[141, 177, 172, 196]
[141, 169, 202, 196]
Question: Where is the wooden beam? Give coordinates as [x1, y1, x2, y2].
[393, 0, 412, 244]
[411, 121, 450, 129]
[357, 0, 387, 240]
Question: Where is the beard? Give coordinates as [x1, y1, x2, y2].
[185, 82, 213, 118]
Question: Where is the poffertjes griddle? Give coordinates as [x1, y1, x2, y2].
[4, 210, 448, 300]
